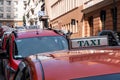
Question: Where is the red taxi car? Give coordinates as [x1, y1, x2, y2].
[13, 49, 120, 80]
[0, 29, 70, 80]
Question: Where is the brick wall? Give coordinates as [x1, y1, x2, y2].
[50, 1, 120, 38]
[84, 0, 120, 37]
[50, 6, 84, 38]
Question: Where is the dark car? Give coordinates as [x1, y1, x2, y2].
[98, 30, 120, 46]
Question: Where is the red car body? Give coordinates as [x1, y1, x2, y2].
[9, 29, 64, 70]
[13, 48, 120, 80]
[0, 29, 69, 80]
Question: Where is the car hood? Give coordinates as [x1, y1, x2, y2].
[28, 49, 120, 80]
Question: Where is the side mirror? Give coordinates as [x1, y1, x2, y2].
[0, 51, 9, 59]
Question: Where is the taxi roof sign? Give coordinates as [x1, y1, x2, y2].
[71, 36, 108, 48]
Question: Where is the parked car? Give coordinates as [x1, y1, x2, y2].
[12, 48, 120, 80]
[98, 30, 120, 46]
[0, 28, 71, 80]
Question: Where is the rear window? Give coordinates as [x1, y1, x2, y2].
[72, 73, 120, 80]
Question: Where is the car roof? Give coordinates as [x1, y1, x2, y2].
[13, 29, 62, 39]
[22, 49, 120, 80]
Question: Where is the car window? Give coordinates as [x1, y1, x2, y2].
[14, 36, 68, 58]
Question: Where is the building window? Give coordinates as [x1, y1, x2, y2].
[100, 10, 106, 30]
[0, 7, 4, 12]
[71, 19, 76, 25]
[14, 14, 18, 18]
[71, 19, 78, 33]
[14, 1, 18, 5]
[0, 0, 3, 5]
[6, 13, 11, 19]
[41, 0, 44, 2]
[111, 7, 117, 31]
[31, 9, 34, 14]
[0, 13, 3, 18]
[14, 7, 18, 11]
[88, 16, 93, 36]
[6, 7, 11, 12]
[26, 12, 29, 18]
[6, 1, 11, 5]
[23, 1, 27, 4]
[23, 1, 27, 6]
[51, 0, 79, 19]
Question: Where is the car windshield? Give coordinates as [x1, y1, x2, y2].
[72, 73, 120, 80]
[14, 36, 68, 58]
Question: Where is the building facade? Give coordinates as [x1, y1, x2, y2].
[45, 0, 120, 38]
[45, 0, 85, 38]
[24, 0, 48, 29]
[82, 0, 120, 37]
[0, 0, 27, 27]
